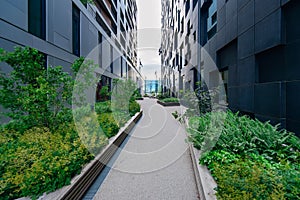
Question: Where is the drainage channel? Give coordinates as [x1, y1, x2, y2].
[60, 111, 143, 200]
[82, 128, 133, 200]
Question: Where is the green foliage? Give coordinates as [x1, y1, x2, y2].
[179, 85, 220, 120]
[80, 0, 94, 6]
[97, 113, 119, 138]
[0, 48, 140, 199]
[0, 125, 94, 200]
[212, 156, 287, 200]
[72, 105, 108, 155]
[188, 110, 300, 199]
[111, 79, 136, 111]
[157, 93, 170, 100]
[95, 101, 112, 114]
[160, 97, 179, 103]
[172, 111, 179, 119]
[132, 89, 142, 100]
[129, 100, 140, 117]
[94, 100, 139, 137]
[0, 47, 73, 131]
[189, 111, 300, 163]
[98, 86, 111, 101]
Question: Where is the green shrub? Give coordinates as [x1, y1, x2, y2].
[131, 89, 142, 100]
[212, 156, 286, 200]
[95, 101, 111, 114]
[0, 125, 94, 200]
[161, 97, 179, 103]
[157, 94, 170, 100]
[97, 113, 119, 138]
[98, 86, 111, 101]
[0, 47, 74, 132]
[188, 110, 300, 199]
[73, 105, 109, 154]
[188, 111, 300, 163]
[129, 100, 140, 116]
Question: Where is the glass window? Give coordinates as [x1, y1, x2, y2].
[28, 0, 46, 39]
[98, 32, 102, 67]
[72, 4, 80, 56]
[221, 69, 228, 101]
[207, 0, 217, 40]
[185, 0, 190, 16]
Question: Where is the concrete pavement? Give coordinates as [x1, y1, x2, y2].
[93, 98, 199, 200]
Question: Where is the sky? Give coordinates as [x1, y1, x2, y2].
[136, 0, 161, 80]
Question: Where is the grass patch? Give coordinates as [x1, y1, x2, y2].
[160, 97, 179, 103]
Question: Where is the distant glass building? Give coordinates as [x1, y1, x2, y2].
[144, 80, 160, 94]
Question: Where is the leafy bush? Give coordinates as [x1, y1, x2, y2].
[131, 89, 142, 100]
[188, 111, 300, 163]
[211, 156, 287, 200]
[98, 86, 111, 101]
[0, 48, 140, 200]
[0, 47, 74, 132]
[129, 100, 141, 116]
[202, 151, 300, 199]
[95, 101, 112, 114]
[0, 125, 94, 200]
[188, 110, 300, 199]
[97, 113, 119, 138]
[160, 97, 179, 103]
[157, 94, 170, 100]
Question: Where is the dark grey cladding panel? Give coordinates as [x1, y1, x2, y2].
[286, 81, 300, 121]
[254, 114, 284, 128]
[225, 14, 237, 44]
[238, 0, 252, 10]
[228, 86, 239, 109]
[284, 0, 300, 44]
[228, 64, 238, 87]
[239, 85, 254, 112]
[216, 26, 226, 50]
[286, 119, 300, 137]
[254, 83, 281, 118]
[254, 0, 281, 23]
[238, 0, 254, 35]
[285, 42, 300, 81]
[237, 56, 255, 85]
[225, 0, 237, 24]
[217, 4, 226, 31]
[238, 27, 254, 59]
[254, 9, 282, 53]
[217, 40, 237, 69]
[281, 0, 291, 6]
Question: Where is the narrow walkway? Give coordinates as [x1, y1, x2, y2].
[93, 98, 199, 200]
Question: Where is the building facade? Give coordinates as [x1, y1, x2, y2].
[161, 0, 200, 97]
[161, 0, 300, 135]
[0, 0, 142, 99]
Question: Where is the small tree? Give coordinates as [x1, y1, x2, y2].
[0, 47, 74, 131]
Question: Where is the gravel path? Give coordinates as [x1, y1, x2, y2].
[93, 98, 199, 200]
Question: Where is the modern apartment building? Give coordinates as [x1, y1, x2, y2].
[161, 0, 200, 97]
[0, 0, 141, 100]
[161, 0, 300, 135]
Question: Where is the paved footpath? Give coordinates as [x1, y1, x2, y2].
[93, 98, 199, 200]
